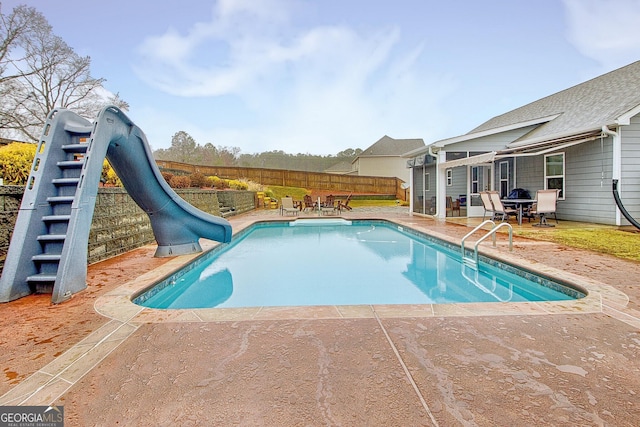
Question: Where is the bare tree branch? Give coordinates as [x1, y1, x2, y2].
[0, 3, 126, 141]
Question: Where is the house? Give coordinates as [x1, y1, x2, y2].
[405, 60, 640, 226]
[353, 135, 424, 181]
[324, 160, 355, 175]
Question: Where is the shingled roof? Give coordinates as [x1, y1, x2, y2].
[360, 135, 425, 157]
[468, 60, 640, 143]
[324, 161, 353, 174]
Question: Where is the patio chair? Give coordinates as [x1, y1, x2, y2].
[488, 191, 518, 222]
[446, 196, 460, 216]
[480, 192, 495, 220]
[427, 196, 437, 215]
[321, 195, 337, 215]
[303, 195, 315, 212]
[337, 193, 353, 213]
[280, 197, 299, 216]
[529, 189, 559, 227]
[322, 195, 335, 208]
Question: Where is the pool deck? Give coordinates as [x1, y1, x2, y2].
[1, 206, 639, 426]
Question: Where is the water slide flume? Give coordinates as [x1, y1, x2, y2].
[0, 106, 231, 303]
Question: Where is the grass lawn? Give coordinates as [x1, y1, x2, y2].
[516, 227, 640, 262]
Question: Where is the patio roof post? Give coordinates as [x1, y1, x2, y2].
[435, 150, 447, 219]
[408, 167, 414, 216]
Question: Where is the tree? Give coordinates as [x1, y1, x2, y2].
[169, 131, 198, 163]
[216, 145, 240, 166]
[0, 4, 125, 141]
[0, 4, 47, 137]
[106, 92, 130, 112]
[336, 148, 362, 158]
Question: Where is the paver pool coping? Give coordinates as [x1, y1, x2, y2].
[94, 216, 629, 324]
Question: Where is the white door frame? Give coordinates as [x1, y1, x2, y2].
[466, 163, 493, 217]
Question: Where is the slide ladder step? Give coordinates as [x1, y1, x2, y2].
[31, 254, 62, 262]
[56, 160, 85, 169]
[42, 214, 71, 222]
[61, 144, 88, 153]
[26, 273, 57, 283]
[26, 274, 57, 294]
[37, 234, 66, 242]
[46, 196, 75, 204]
[52, 177, 80, 186]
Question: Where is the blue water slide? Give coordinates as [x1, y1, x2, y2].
[0, 106, 232, 303]
[98, 107, 232, 255]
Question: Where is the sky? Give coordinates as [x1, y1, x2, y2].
[3, 0, 640, 155]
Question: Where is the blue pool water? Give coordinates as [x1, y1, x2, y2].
[134, 220, 583, 309]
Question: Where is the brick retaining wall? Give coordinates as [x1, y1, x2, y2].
[0, 186, 22, 270]
[0, 186, 255, 271]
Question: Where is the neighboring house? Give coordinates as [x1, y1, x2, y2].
[324, 161, 355, 175]
[353, 135, 424, 181]
[405, 60, 640, 226]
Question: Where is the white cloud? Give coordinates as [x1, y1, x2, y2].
[563, 0, 640, 69]
[132, 0, 456, 154]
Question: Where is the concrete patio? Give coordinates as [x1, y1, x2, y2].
[1, 206, 639, 426]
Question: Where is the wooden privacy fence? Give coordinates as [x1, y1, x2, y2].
[156, 160, 406, 200]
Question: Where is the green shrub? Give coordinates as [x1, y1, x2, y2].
[0, 142, 36, 184]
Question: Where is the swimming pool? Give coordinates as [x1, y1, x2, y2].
[134, 220, 584, 309]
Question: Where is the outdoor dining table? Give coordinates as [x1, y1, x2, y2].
[502, 198, 536, 226]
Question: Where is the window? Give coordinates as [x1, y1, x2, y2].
[544, 153, 564, 199]
[424, 171, 430, 192]
[499, 161, 509, 198]
[446, 169, 453, 186]
[471, 166, 479, 193]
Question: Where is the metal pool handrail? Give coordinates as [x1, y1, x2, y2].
[461, 220, 513, 267]
[461, 220, 496, 259]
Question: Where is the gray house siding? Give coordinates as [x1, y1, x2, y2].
[513, 156, 541, 194]
[620, 116, 640, 223]
[412, 163, 438, 214]
[504, 138, 615, 224]
[446, 167, 467, 204]
[563, 139, 615, 224]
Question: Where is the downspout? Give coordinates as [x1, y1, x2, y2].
[602, 125, 623, 226]
[601, 125, 620, 180]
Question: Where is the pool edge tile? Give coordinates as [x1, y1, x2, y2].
[92, 216, 630, 323]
